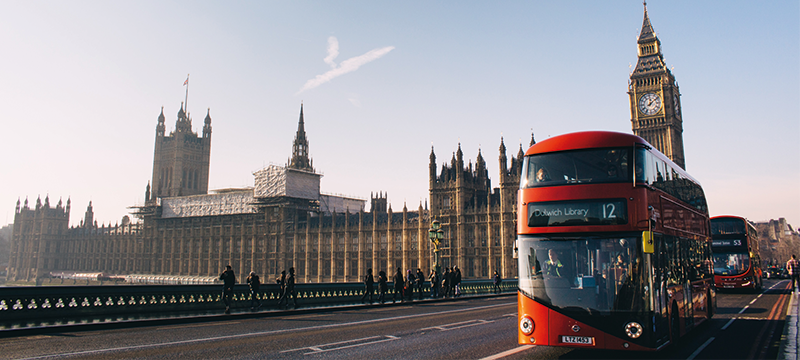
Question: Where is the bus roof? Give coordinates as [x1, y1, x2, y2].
[525, 131, 701, 186]
[711, 215, 749, 222]
[525, 131, 647, 155]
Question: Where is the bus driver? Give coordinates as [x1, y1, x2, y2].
[544, 249, 564, 277]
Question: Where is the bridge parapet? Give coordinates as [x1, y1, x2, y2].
[0, 280, 517, 327]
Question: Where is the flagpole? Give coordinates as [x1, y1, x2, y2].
[184, 73, 189, 119]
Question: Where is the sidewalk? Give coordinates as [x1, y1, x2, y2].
[780, 289, 799, 360]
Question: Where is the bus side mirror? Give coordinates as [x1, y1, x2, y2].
[643, 231, 654, 253]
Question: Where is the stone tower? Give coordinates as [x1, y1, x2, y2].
[8, 196, 70, 282]
[150, 104, 212, 199]
[629, 3, 686, 169]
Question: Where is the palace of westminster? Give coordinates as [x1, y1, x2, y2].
[9, 6, 701, 284]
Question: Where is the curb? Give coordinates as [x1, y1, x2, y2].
[779, 290, 799, 360]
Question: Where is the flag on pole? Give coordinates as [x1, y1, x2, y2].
[183, 74, 189, 86]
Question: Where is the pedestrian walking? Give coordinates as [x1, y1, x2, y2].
[219, 265, 236, 314]
[246, 271, 261, 311]
[788, 255, 800, 291]
[393, 268, 405, 303]
[378, 270, 388, 304]
[454, 267, 462, 297]
[415, 268, 425, 300]
[442, 267, 451, 298]
[492, 270, 502, 294]
[276, 270, 286, 302]
[429, 269, 440, 298]
[278, 267, 297, 309]
[360, 268, 375, 304]
[405, 269, 415, 302]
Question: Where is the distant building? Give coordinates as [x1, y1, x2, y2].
[8, 104, 522, 283]
[629, 3, 686, 169]
[756, 218, 800, 267]
[150, 104, 212, 198]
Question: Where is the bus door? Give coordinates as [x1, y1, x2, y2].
[653, 234, 670, 342]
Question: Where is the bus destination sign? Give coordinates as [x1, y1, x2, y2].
[711, 239, 743, 247]
[527, 199, 627, 227]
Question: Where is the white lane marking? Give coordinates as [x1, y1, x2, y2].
[480, 345, 536, 360]
[687, 337, 714, 360]
[19, 301, 516, 359]
[721, 318, 736, 330]
[422, 319, 492, 331]
[281, 335, 401, 355]
[724, 280, 786, 330]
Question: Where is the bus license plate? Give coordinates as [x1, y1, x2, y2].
[561, 335, 594, 345]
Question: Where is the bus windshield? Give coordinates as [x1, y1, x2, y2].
[713, 252, 750, 276]
[518, 235, 647, 313]
[521, 148, 630, 188]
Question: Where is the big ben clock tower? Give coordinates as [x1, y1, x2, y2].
[629, 2, 686, 169]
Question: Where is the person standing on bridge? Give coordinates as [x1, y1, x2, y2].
[454, 267, 462, 297]
[492, 271, 502, 294]
[378, 270, 388, 304]
[246, 271, 261, 311]
[393, 268, 405, 303]
[219, 265, 236, 314]
[429, 269, 440, 298]
[360, 268, 375, 304]
[788, 255, 800, 292]
[278, 267, 297, 309]
[442, 267, 452, 298]
[415, 268, 425, 300]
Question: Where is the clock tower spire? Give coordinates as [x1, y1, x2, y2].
[628, 2, 686, 169]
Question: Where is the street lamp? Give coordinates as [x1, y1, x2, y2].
[428, 219, 444, 275]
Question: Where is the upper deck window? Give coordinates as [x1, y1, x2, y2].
[711, 218, 746, 235]
[521, 148, 630, 188]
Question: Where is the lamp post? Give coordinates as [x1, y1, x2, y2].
[428, 219, 443, 275]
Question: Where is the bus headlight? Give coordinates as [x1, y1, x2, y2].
[624, 322, 643, 339]
[520, 316, 534, 335]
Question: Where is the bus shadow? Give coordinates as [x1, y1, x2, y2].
[715, 306, 769, 315]
[552, 317, 786, 360]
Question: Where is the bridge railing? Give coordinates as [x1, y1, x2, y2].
[0, 279, 517, 324]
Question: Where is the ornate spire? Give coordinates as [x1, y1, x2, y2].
[156, 106, 166, 136]
[639, 1, 656, 42]
[203, 108, 212, 138]
[288, 103, 314, 172]
[529, 130, 536, 147]
[633, 1, 665, 74]
[176, 102, 192, 133]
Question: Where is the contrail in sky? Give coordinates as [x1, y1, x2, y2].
[296, 36, 394, 95]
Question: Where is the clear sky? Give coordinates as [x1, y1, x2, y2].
[1, 1, 798, 229]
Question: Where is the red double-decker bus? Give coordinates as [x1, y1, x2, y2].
[516, 131, 714, 351]
[711, 215, 762, 291]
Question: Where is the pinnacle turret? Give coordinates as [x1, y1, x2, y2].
[288, 103, 314, 172]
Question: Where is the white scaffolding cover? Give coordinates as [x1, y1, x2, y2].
[161, 190, 257, 218]
[253, 164, 321, 200]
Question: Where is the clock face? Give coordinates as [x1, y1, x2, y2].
[638, 93, 662, 116]
[673, 94, 680, 113]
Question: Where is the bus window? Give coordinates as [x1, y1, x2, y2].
[635, 147, 648, 183]
[521, 148, 632, 188]
[713, 253, 751, 276]
[519, 236, 645, 312]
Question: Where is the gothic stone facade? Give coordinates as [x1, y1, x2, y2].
[8, 105, 523, 283]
